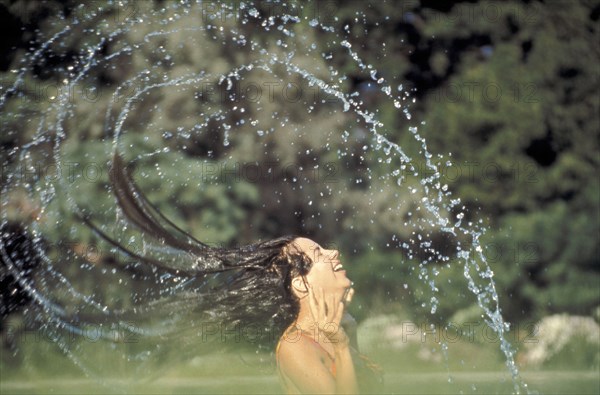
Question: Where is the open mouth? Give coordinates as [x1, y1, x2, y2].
[333, 263, 344, 272]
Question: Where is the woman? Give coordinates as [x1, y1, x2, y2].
[78, 152, 381, 393]
[275, 236, 359, 394]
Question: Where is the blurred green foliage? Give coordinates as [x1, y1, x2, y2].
[1, 0, 598, 342]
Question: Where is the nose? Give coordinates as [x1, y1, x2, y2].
[329, 250, 339, 260]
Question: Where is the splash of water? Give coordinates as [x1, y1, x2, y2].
[1, 1, 531, 393]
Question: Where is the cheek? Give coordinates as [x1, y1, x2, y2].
[305, 266, 332, 286]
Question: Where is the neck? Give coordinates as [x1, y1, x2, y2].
[286, 297, 318, 338]
[294, 309, 316, 335]
[287, 289, 347, 341]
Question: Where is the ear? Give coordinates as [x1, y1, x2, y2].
[291, 276, 308, 297]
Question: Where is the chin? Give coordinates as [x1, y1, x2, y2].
[340, 277, 352, 288]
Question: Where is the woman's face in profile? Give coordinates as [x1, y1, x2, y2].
[291, 237, 352, 293]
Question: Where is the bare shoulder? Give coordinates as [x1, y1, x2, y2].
[278, 331, 314, 362]
[278, 331, 334, 374]
[277, 332, 337, 393]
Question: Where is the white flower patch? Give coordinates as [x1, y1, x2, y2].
[521, 314, 600, 366]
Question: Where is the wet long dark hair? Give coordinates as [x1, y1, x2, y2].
[76, 152, 313, 356]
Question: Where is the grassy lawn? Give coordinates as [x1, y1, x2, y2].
[1, 371, 598, 394]
[2, 323, 598, 394]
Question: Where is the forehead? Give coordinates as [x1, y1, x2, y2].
[293, 237, 319, 252]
